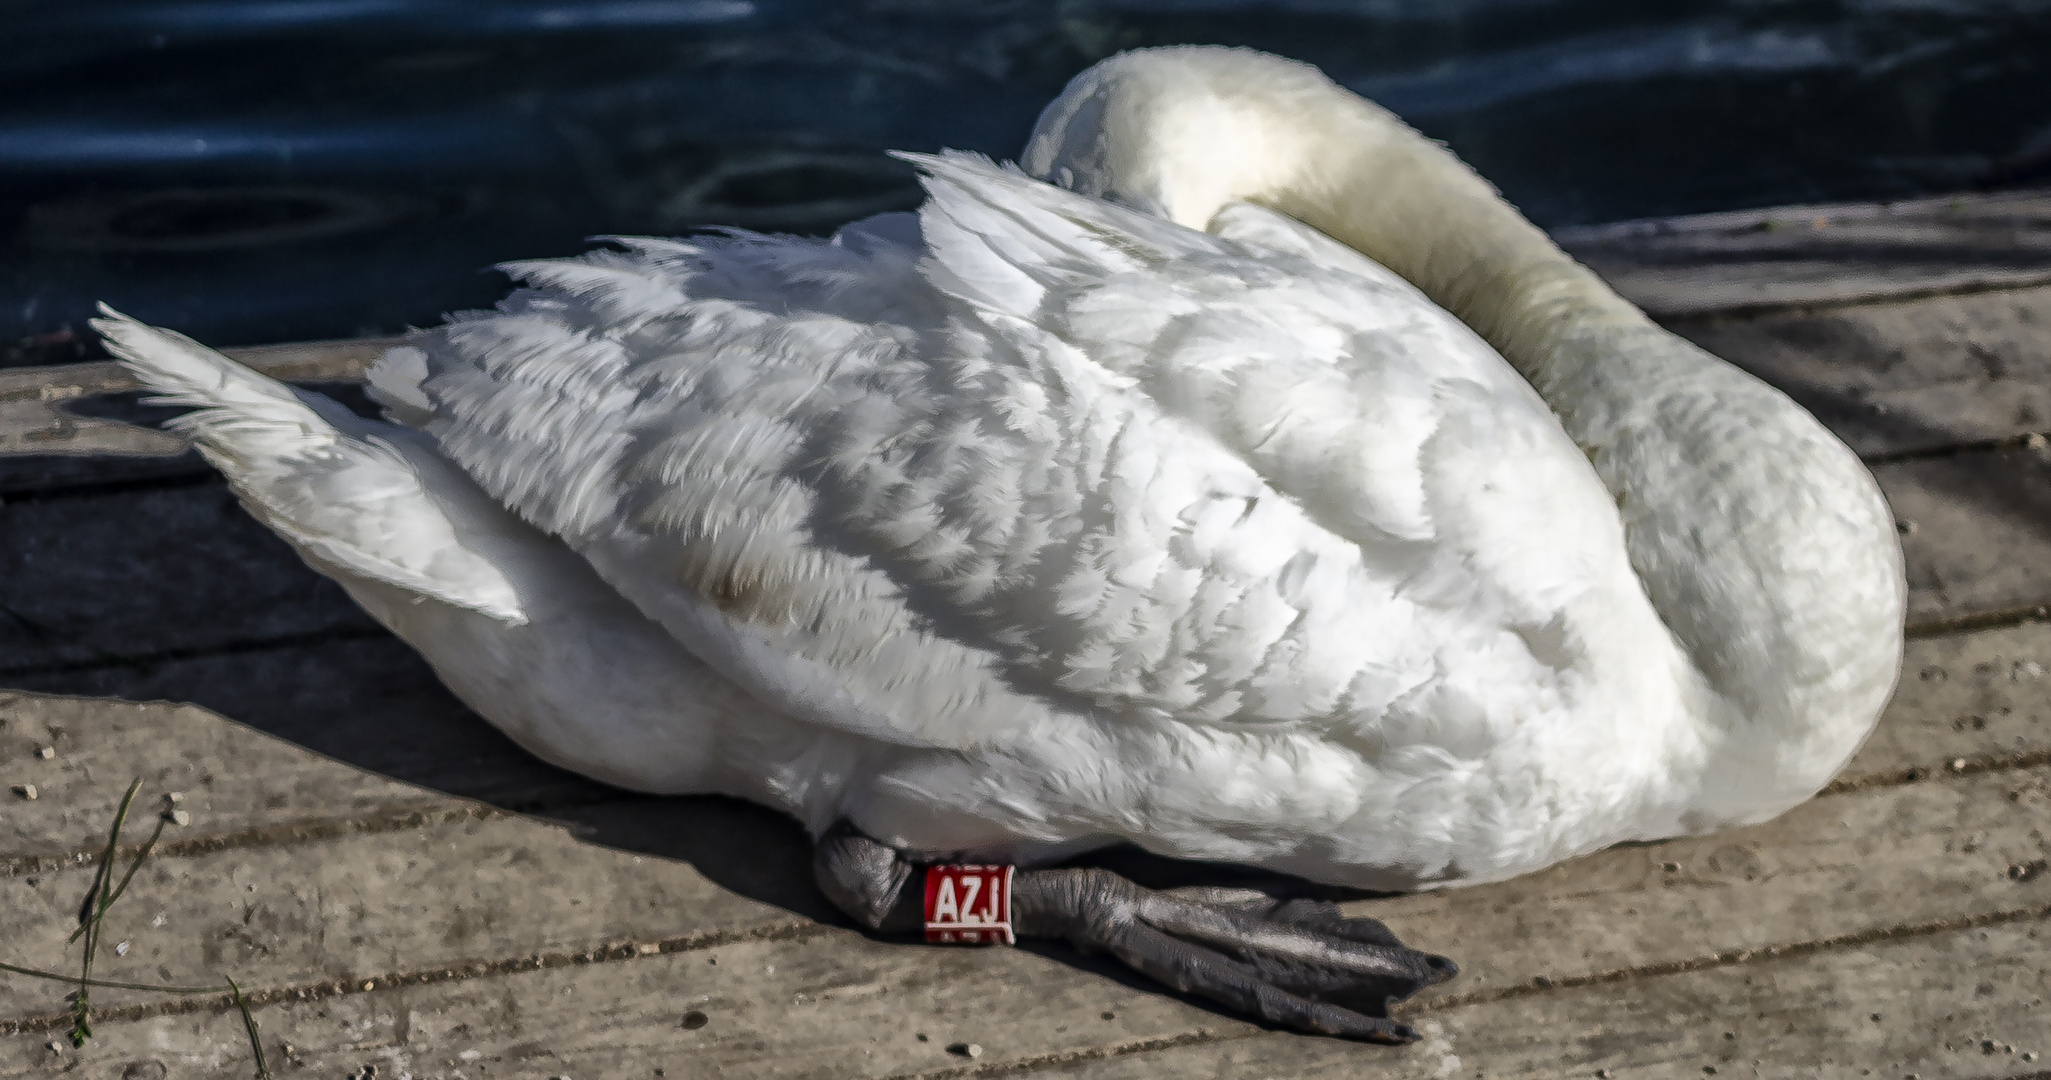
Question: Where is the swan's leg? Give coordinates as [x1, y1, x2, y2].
[812, 822, 1455, 1043]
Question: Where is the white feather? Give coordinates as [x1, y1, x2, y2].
[96, 306, 527, 625]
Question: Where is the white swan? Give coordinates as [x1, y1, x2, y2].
[96, 47, 1903, 1041]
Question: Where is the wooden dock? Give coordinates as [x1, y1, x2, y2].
[4, 188, 2050, 1079]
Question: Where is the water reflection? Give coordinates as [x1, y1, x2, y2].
[3, 0, 2047, 350]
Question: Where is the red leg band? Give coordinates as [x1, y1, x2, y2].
[923, 864, 1015, 945]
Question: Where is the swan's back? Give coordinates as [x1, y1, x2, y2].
[371, 152, 1697, 883]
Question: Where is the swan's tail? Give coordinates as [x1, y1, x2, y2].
[92, 305, 528, 623]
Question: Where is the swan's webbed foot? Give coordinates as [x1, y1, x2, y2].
[1015, 869, 1455, 1042]
[811, 822, 1455, 1043]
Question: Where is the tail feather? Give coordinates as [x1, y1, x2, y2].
[95, 303, 346, 463]
[92, 305, 528, 624]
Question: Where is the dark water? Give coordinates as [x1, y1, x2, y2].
[5, 0, 2049, 355]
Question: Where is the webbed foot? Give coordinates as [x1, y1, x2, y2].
[812, 822, 1454, 1043]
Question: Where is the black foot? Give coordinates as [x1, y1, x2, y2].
[811, 822, 1456, 1043]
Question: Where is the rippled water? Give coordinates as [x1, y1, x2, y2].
[5, 0, 2049, 353]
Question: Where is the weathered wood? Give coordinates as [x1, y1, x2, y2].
[1061, 918, 2051, 1079]
[1557, 187, 2051, 318]
[5, 676, 2048, 1074]
[1376, 760, 2051, 1004]
[1672, 284, 2051, 460]
[2, 926, 1227, 1080]
[0, 508, 2043, 880]
[1, 639, 617, 814]
[0, 339, 398, 481]
[0, 610, 2036, 899]
[1876, 446, 2051, 627]
[1858, 618, 2051, 782]
[5, 746, 2044, 1024]
[0, 480, 375, 675]
[0, 810, 814, 1021]
[0, 692, 451, 864]
[11, 782, 2043, 1079]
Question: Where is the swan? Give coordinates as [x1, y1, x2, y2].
[94, 46, 1904, 1042]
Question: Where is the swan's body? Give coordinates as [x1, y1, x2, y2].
[99, 48, 1903, 895]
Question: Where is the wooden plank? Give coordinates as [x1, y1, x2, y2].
[1372, 759, 2051, 1004]
[0, 338, 397, 498]
[1877, 447, 2051, 627]
[0, 692, 455, 864]
[5, 701, 2045, 1075]
[9, 764, 2042, 1078]
[2, 926, 1222, 1080]
[1058, 918, 2051, 1079]
[0, 394, 185, 462]
[2, 609, 2039, 912]
[0, 808, 813, 1021]
[0, 609, 2032, 888]
[1556, 187, 2051, 318]
[0, 339, 392, 424]
[4, 746, 2043, 1023]
[1857, 618, 2051, 784]
[0, 481, 377, 675]
[1672, 284, 2051, 460]
[0, 525, 2035, 1073]
[0, 354, 2037, 918]
[1, 639, 615, 817]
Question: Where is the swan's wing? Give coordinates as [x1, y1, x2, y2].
[379, 153, 1626, 756]
[906, 154, 1626, 681]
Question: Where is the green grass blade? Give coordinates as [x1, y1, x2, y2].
[69, 812, 169, 946]
[0, 960, 219, 994]
[70, 777, 144, 1047]
[227, 977, 272, 1079]
[9, 777, 286, 1076]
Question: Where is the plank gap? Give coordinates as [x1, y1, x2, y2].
[1413, 901, 2051, 1015]
[875, 1029, 1247, 1080]
[0, 625, 395, 682]
[1906, 604, 2051, 641]
[1865, 430, 2051, 468]
[0, 918, 828, 1037]
[0, 468, 219, 507]
[1647, 269, 2051, 323]
[1820, 746, 2051, 797]
[0, 801, 493, 879]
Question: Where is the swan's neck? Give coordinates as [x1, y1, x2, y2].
[1023, 47, 1906, 826]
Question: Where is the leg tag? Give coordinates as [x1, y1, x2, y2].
[923, 865, 1014, 945]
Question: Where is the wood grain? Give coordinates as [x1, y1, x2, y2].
[1674, 285, 2051, 460]
[0, 339, 398, 482]
[5, 760, 2042, 1077]
[1062, 918, 2050, 1079]
[1557, 187, 2051, 318]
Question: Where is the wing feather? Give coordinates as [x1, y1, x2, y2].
[377, 153, 1626, 761]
